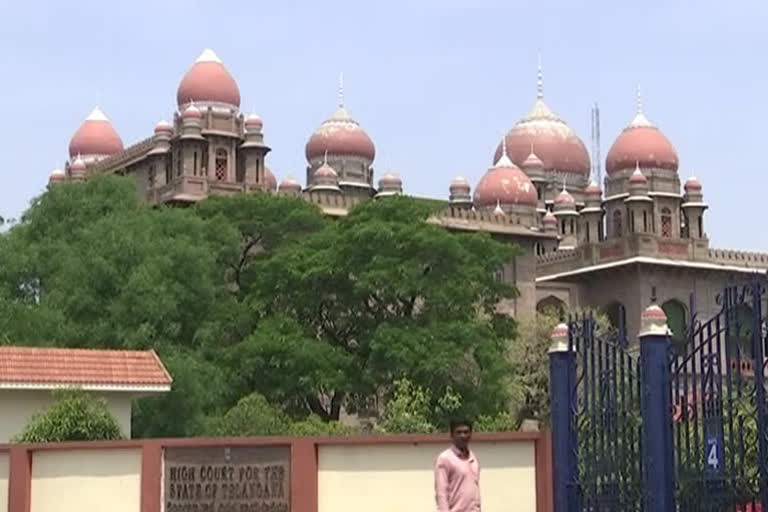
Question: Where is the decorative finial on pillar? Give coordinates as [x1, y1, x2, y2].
[562, 175, 567, 192]
[636, 84, 643, 114]
[502, 134, 509, 159]
[537, 53, 544, 100]
[548, 322, 569, 353]
[323, 149, 329, 166]
[338, 72, 344, 108]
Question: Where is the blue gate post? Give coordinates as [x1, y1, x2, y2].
[638, 304, 675, 512]
[549, 322, 576, 512]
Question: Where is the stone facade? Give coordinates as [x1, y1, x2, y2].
[47, 49, 767, 339]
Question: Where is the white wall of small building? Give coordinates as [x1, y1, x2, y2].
[0, 390, 135, 443]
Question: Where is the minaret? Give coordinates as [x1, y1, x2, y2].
[553, 180, 579, 249]
[624, 163, 654, 235]
[241, 112, 271, 189]
[449, 176, 472, 209]
[682, 176, 708, 241]
[176, 102, 206, 181]
[580, 181, 603, 244]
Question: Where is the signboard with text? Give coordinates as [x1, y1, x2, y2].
[164, 445, 291, 512]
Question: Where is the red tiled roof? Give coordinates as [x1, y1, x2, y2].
[0, 346, 172, 390]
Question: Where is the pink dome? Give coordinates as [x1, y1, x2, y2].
[684, 176, 702, 191]
[182, 103, 202, 120]
[154, 120, 173, 135]
[450, 176, 471, 192]
[68, 107, 123, 159]
[264, 167, 277, 191]
[305, 85, 375, 162]
[279, 176, 302, 192]
[379, 172, 401, 186]
[494, 99, 590, 175]
[521, 150, 545, 171]
[585, 181, 601, 196]
[542, 210, 557, 225]
[606, 100, 678, 174]
[555, 189, 575, 205]
[245, 113, 263, 130]
[71, 156, 86, 171]
[629, 167, 648, 184]
[177, 49, 240, 108]
[315, 163, 338, 178]
[473, 152, 537, 208]
[49, 168, 66, 184]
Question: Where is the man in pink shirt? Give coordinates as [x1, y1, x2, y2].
[434, 419, 481, 512]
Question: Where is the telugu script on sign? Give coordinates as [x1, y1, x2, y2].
[164, 446, 291, 512]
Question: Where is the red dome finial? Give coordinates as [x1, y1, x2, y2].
[684, 176, 702, 191]
[177, 49, 240, 108]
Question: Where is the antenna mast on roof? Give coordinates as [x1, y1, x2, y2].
[591, 102, 602, 186]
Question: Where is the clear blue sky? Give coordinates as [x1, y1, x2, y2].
[1, 0, 765, 250]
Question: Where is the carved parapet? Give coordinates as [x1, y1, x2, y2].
[88, 137, 156, 173]
[427, 207, 543, 238]
[706, 248, 768, 268]
[536, 249, 578, 265]
[303, 190, 363, 216]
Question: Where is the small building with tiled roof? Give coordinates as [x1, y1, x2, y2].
[0, 347, 171, 441]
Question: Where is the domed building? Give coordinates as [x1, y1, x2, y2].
[49, 52, 768, 343]
[58, 49, 271, 203]
[305, 74, 376, 199]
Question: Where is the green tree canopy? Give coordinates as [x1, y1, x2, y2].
[0, 178, 527, 437]
[14, 389, 124, 443]
[238, 196, 519, 421]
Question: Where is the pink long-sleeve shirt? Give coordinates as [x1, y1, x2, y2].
[434, 446, 481, 512]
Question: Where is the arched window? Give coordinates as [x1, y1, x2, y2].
[698, 215, 703, 238]
[661, 208, 673, 238]
[662, 300, 687, 347]
[643, 211, 648, 232]
[613, 210, 623, 237]
[630, 211, 635, 233]
[537, 296, 567, 317]
[570, 218, 575, 234]
[215, 149, 228, 181]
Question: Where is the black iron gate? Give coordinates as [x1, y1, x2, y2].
[671, 282, 768, 511]
[566, 311, 646, 511]
[551, 279, 768, 512]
